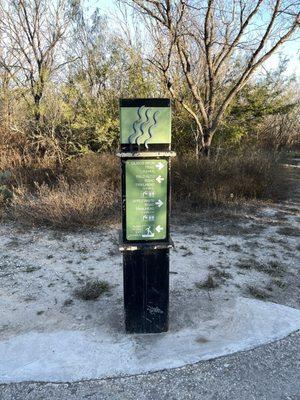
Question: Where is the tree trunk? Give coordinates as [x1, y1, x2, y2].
[201, 130, 213, 157]
[195, 141, 199, 158]
[202, 144, 210, 157]
[34, 94, 42, 123]
[1, 76, 10, 130]
[194, 128, 200, 159]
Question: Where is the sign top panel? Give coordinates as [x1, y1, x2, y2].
[120, 98, 170, 108]
[120, 98, 171, 146]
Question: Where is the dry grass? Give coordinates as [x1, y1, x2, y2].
[10, 178, 118, 229]
[172, 151, 290, 209]
[0, 150, 293, 228]
[65, 153, 120, 190]
[6, 153, 121, 228]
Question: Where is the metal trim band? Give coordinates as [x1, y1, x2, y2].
[117, 151, 176, 158]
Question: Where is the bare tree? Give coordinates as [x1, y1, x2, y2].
[127, 0, 300, 155]
[0, 55, 13, 130]
[0, 0, 76, 124]
[261, 103, 300, 150]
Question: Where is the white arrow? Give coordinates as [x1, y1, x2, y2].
[156, 175, 164, 184]
[155, 199, 163, 207]
[156, 162, 165, 170]
[155, 225, 164, 233]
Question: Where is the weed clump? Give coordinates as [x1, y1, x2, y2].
[74, 279, 110, 301]
[63, 298, 73, 307]
[263, 261, 286, 277]
[227, 243, 242, 252]
[277, 226, 300, 237]
[213, 268, 232, 280]
[24, 266, 41, 273]
[272, 278, 287, 288]
[237, 258, 286, 277]
[246, 285, 271, 300]
[195, 274, 218, 289]
[236, 259, 257, 270]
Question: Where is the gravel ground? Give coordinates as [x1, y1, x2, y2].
[1, 330, 299, 400]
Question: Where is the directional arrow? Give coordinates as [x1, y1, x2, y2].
[155, 225, 164, 233]
[156, 162, 165, 170]
[155, 199, 163, 207]
[156, 175, 165, 184]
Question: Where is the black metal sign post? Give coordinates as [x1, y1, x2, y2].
[118, 98, 175, 333]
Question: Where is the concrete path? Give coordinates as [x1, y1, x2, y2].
[2, 297, 300, 383]
[1, 330, 299, 400]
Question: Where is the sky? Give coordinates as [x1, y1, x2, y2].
[92, 0, 300, 78]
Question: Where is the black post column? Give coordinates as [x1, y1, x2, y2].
[118, 98, 175, 334]
[123, 248, 169, 333]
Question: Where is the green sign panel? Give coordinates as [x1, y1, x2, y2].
[125, 159, 168, 241]
[120, 103, 171, 146]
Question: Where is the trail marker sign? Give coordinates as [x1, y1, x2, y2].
[118, 98, 175, 334]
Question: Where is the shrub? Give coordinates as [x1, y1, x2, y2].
[0, 127, 62, 189]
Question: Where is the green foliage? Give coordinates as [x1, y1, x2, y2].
[0, 185, 13, 201]
[58, 83, 119, 155]
[0, 171, 13, 201]
[215, 76, 297, 146]
[0, 170, 12, 183]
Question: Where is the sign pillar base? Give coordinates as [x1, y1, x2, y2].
[123, 248, 169, 333]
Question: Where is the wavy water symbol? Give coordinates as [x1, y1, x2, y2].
[128, 105, 145, 144]
[136, 108, 150, 145]
[144, 111, 159, 148]
[128, 107, 160, 146]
